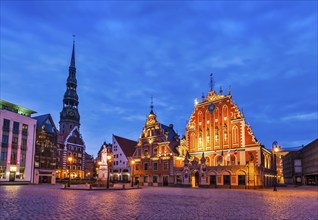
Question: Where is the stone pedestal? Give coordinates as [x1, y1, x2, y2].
[98, 164, 108, 181]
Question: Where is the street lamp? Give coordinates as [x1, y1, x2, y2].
[131, 160, 135, 187]
[272, 141, 281, 191]
[67, 156, 73, 187]
[246, 162, 249, 190]
[107, 155, 112, 189]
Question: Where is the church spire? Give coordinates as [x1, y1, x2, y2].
[59, 37, 80, 131]
[70, 35, 76, 68]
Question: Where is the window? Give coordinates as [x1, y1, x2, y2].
[153, 162, 158, 171]
[153, 176, 158, 183]
[2, 135, 9, 148]
[144, 176, 148, 183]
[0, 152, 7, 161]
[223, 175, 231, 185]
[22, 124, 28, 135]
[238, 175, 246, 185]
[144, 149, 149, 156]
[294, 159, 302, 173]
[20, 153, 26, 165]
[21, 139, 27, 151]
[153, 148, 158, 156]
[0, 166, 6, 179]
[3, 119, 10, 131]
[163, 162, 168, 170]
[144, 163, 148, 170]
[10, 152, 17, 165]
[13, 121, 19, 134]
[176, 175, 182, 184]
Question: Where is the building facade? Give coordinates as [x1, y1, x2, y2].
[33, 114, 58, 184]
[84, 152, 94, 179]
[282, 139, 318, 185]
[0, 100, 37, 183]
[56, 41, 86, 180]
[132, 103, 183, 186]
[178, 84, 276, 188]
[111, 134, 137, 183]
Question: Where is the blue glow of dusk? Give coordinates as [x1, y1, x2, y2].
[1, 1, 317, 156]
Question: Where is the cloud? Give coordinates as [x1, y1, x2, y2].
[281, 112, 317, 121]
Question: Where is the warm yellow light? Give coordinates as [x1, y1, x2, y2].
[10, 166, 17, 172]
[131, 160, 135, 165]
[107, 155, 112, 160]
[68, 156, 73, 162]
[98, 161, 102, 165]
[194, 98, 198, 106]
[274, 147, 279, 153]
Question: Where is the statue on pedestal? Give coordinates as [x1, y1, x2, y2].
[98, 144, 108, 182]
[101, 145, 107, 165]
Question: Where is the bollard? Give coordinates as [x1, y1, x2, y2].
[123, 184, 125, 189]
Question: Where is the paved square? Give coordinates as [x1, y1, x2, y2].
[0, 185, 317, 219]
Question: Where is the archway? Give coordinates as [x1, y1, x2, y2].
[191, 170, 199, 188]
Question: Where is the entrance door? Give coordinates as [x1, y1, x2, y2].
[9, 172, 15, 182]
[192, 171, 199, 187]
[210, 175, 216, 185]
[163, 176, 169, 186]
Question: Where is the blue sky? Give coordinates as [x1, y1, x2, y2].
[1, 1, 317, 156]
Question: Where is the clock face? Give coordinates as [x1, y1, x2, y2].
[68, 111, 75, 117]
[208, 103, 216, 114]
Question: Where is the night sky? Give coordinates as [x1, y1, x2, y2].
[1, 1, 317, 156]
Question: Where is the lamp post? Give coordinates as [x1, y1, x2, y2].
[107, 155, 112, 189]
[131, 160, 135, 187]
[67, 156, 73, 187]
[246, 162, 249, 190]
[272, 141, 280, 191]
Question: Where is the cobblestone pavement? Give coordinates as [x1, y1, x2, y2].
[0, 184, 317, 220]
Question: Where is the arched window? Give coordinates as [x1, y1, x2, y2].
[190, 133, 196, 151]
[232, 126, 238, 144]
[215, 126, 219, 142]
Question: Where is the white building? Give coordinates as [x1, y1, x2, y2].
[0, 100, 37, 183]
[111, 134, 137, 182]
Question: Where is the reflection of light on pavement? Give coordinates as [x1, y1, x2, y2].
[0, 185, 317, 219]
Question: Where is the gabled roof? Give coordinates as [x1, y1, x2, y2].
[32, 114, 58, 134]
[113, 134, 137, 157]
[161, 124, 180, 155]
[161, 124, 178, 141]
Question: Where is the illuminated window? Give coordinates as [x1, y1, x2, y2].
[153, 147, 158, 156]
